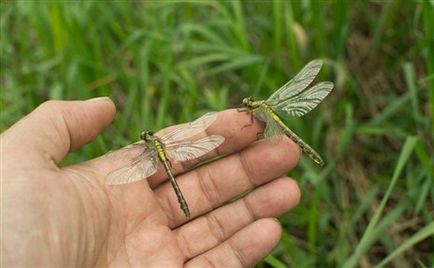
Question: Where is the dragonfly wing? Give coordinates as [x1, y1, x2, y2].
[166, 135, 225, 163]
[104, 141, 147, 160]
[253, 109, 285, 140]
[273, 81, 334, 117]
[267, 59, 323, 106]
[263, 117, 285, 141]
[159, 112, 218, 142]
[105, 149, 158, 185]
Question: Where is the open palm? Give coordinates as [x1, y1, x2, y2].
[1, 98, 301, 267]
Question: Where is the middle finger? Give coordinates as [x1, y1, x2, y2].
[174, 177, 300, 261]
[154, 136, 300, 227]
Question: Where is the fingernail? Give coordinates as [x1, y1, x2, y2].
[86, 96, 111, 102]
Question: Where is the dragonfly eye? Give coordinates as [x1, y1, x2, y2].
[242, 97, 253, 106]
[140, 131, 146, 140]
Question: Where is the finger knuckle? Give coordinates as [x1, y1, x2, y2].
[38, 100, 65, 113]
[206, 212, 226, 243]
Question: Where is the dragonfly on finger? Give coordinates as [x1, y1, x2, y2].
[241, 59, 334, 166]
[105, 112, 225, 218]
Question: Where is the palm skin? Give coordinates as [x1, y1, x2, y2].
[1, 98, 301, 267]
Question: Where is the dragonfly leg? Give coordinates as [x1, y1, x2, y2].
[240, 113, 256, 129]
[235, 103, 248, 112]
[256, 131, 264, 140]
[235, 104, 255, 127]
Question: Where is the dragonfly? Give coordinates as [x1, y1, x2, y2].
[105, 112, 225, 218]
[241, 59, 334, 166]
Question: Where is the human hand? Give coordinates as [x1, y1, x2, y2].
[1, 98, 301, 267]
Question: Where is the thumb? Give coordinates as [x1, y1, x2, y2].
[1, 97, 116, 168]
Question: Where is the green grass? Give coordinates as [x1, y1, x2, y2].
[1, 0, 433, 267]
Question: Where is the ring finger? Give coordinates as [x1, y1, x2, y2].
[175, 177, 300, 263]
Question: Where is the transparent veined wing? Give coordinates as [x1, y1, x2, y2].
[166, 135, 225, 163]
[104, 141, 147, 160]
[267, 60, 323, 106]
[271, 81, 334, 117]
[159, 112, 218, 143]
[263, 118, 285, 140]
[252, 108, 285, 140]
[105, 146, 158, 185]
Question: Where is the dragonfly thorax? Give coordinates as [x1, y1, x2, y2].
[140, 130, 154, 141]
[242, 96, 264, 110]
[242, 96, 254, 107]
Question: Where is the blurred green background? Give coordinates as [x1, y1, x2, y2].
[1, 0, 433, 267]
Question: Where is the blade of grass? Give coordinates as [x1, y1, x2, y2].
[252, 59, 270, 96]
[332, 0, 351, 60]
[230, 0, 249, 52]
[375, 221, 434, 267]
[156, 54, 173, 129]
[370, 0, 401, 52]
[207, 54, 263, 76]
[355, 124, 410, 139]
[167, 0, 231, 20]
[139, 41, 153, 129]
[368, 91, 411, 126]
[265, 255, 287, 268]
[343, 136, 419, 268]
[414, 142, 434, 215]
[283, 1, 300, 69]
[413, 171, 432, 217]
[310, 0, 326, 57]
[272, 0, 282, 68]
[422, 0, 434, 133]
[280, 229, 314, 267]
[361, 203, 408, 256]
[336, 103, 355, 158]
[350, 186, 380, 228]
[308, 187, 320, 254]
[178, 53, 230, 70]
[403, 62, 423, 125]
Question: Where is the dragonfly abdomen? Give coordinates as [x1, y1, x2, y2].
[160, 160, 191, 218]
[275, 118, 324, 166]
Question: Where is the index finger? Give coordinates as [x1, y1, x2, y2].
[82, 109, 264, 185]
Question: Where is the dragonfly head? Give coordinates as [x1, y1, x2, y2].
[242, 97, 254, 108]
[140, 130, 154, 141]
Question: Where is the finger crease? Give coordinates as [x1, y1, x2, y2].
[59, 111, 73, 152]
[242, 196, 257, 222]
[178, 231, 194, 259]
[196, 168, 220, 210]
[238, 151, 259, 188]
[201, 255, 220, 268]
[163, 190, 178, 224]
[205, 212, 226, 243]
[227, 239, 248, 267]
